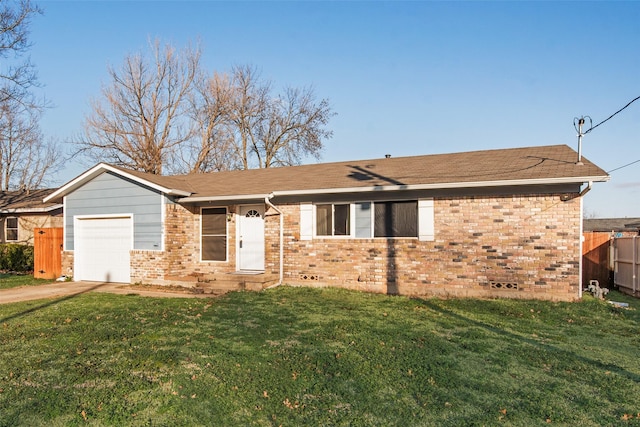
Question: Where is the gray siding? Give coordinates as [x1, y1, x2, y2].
[65, 172, 163, 250]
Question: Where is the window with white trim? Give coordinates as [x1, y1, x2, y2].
[316, 204, 350, 236]
[302, 199, 434, 241]
[374, 201, 418, 237]
[201, 207, 227, 261]
[5, 217, 18, 241]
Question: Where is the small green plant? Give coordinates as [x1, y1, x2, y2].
[0, 243, 34, 272]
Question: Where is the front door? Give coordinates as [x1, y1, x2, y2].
[238, 205, 265, 271]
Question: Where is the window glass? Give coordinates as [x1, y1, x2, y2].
[316, 204, 331, 236]
[316, 204, 350, 236]
[355, 202, 372, 238]
[334, 204, 350, 236]
[374, 201, 418, 237]
[202, 208, 226, 261]
[6, 217, 18, 241]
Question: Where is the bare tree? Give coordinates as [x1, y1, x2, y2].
[0, 0, 55, 191]
[180, 71, 239, 173]
[0, 100, 59, 190]
[79, 43, 334, 174]
[226, 65, 334, 169]
[0, 0, 42, 105]
[185, 65, 334, 172]
[76, 40, 200, 174]
[257, 85, 333, 168]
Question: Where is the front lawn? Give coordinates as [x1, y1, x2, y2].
[1, 287, 639, 426]
[0, 273, 51, 290]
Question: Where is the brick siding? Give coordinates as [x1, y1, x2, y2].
[61, 251, 73, 278]
[130, 203, 240, 285]
[61, 192, 582, 301]
[275, 194, 581, 301]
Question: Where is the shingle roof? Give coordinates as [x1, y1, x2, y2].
[48, 144, 609, 203]
[128, 144, 608, 199]
[584, 218, 640, 232]
[0, 189, 61, 213]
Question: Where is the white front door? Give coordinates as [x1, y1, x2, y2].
[238, 205, 265, 271]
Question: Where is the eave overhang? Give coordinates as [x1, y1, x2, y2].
[176, 174, 610, 203]
[179, 193, 271, 203]
[0, 204, 63, 214]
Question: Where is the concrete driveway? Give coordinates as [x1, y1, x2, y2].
[0, 281, 212, 305]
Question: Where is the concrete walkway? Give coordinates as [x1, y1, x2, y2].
[0, 281, 213, 305]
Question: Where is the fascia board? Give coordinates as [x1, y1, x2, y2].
[0, 204, 63, 214]
[44, 164, 191, 203]
[267, 175, 610, 197]
[179, 194, 269, 203]
[174, 175, 609, 203]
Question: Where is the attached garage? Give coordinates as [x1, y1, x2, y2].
[74, 216, 132, 283]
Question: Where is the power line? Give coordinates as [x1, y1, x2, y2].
[573, 95, 640, 167]
[607, 159, 640, 174]
[585, 95, 640, 134]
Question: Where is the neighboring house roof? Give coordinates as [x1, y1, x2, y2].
[45, 144, 609, 203]
[584, 218, 640, 232]
[0, 189, 62, 214]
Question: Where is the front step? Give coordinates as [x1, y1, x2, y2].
[194, 272, 279, 294]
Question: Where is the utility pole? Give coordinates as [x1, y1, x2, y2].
[576, 117, 584, 165]
[573, 116, 591, 165]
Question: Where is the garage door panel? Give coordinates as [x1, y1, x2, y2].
[75, 217, 132, 283]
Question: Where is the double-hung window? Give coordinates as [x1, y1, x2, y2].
[316, 204, 350, 236]
[5, 217, 18, 241]
[201, 208, 227, 261]
[301, 199, 433, 241]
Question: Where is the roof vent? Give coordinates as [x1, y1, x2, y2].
[385, 154, 391, 159]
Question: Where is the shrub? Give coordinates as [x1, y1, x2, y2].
[0, 244, 34, 272]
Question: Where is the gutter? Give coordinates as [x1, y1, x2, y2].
[181, 193, 270, 203]
[270, 176, 610, 197]
[177, 175, 610, 203]
[264, 193, 284, 288]
[578, 181, 593, 198]
[1, 204, 63, 214]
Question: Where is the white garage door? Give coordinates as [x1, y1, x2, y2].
[74, 216, 132, 283]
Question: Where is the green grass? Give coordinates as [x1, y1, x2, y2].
[1, 286, 640, 426]
[0, 273, 51, 289]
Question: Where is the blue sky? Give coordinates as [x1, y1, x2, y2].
[29, 1, 640, 218]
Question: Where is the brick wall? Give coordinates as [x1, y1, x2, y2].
[62, 192, 582, 301]
[274, 194, 582, 301]
[130, 203, 240, 285]
[61, 251, 73, 278]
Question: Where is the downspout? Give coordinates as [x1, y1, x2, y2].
[264, 193, 284, 287]
[633, 235, 638, 295]
[578, 193, 584, 299]
[576, 181, 592, 299]
[579, 181, 593, 198]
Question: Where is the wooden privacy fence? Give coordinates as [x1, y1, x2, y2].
[582, 232, 612, 288]
[614, 236, 640, 295]
[33, 227, 63, 280]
